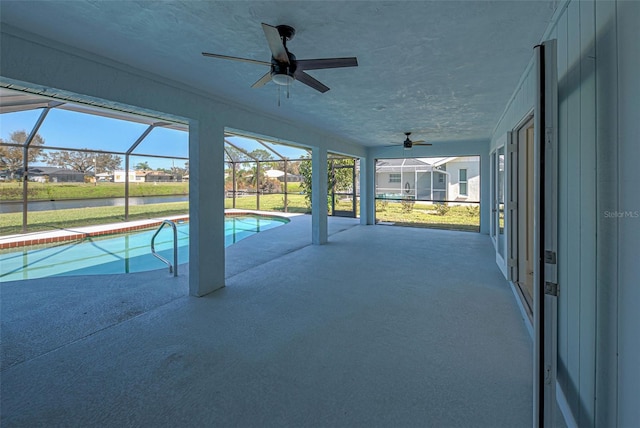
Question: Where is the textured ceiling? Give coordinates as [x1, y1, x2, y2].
[0, 1, 556, 147]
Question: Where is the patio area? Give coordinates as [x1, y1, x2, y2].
[1, 216, 532, 427]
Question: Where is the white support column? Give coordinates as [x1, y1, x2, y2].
[359, 154, 376, 225]
[312, 146, 328, 245]
[430, 171, 434, 201]
[189, 118, 225, 296]
[480, 149, 491, 234]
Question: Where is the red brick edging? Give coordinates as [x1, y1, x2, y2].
[0, 216, 190, 250]
[0, 212, 289, 250]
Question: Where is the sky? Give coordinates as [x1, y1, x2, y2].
[1, 106, 308, 171]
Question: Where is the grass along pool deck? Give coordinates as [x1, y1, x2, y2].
[1, 195, 479, 237]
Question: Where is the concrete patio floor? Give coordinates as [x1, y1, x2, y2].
[1, 215, 532, 427]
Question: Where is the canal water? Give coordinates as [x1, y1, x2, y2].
[0, 195, 189, 213]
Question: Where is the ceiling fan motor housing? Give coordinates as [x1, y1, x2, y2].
[271, 51, 297, 84]
[276, 24, 296, 41]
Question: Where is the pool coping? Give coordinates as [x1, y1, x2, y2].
[0, 210, 299, 250]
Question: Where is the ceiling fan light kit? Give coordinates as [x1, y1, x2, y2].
[271, 73, 294, 86]
[202, 23, 358, 96]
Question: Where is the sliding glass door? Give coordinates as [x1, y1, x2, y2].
[492, 146, 506, 260]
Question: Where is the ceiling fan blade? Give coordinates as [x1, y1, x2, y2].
[413, 142, 432, 146]
[251, 72, 272, 88]
[261, 23, 289, 63]
[296, 57, 358, 70]
[294, 71, 330, 93]
[202, 52, 271, 67]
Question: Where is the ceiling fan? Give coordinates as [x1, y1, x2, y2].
[392, 132, 432, 149]
[202, 23, 358, 93]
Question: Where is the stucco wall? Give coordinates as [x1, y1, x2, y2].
[375, 171, 404, 196]
[445, 157, 480, 202]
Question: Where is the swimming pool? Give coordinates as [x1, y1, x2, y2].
[0, 215, 288, 281]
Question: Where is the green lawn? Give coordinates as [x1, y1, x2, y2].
[0, 193, 311, 235]
[0, 186, 480, 235]
[375, 201, 480, 232]
[224, 193, 310, 213]
[0, 181, 189, 201]
[0, 202, 190, 235]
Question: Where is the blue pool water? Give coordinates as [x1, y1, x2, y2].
[0, 215, 288, 281]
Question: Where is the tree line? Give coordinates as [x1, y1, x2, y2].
[0, 130, 187, 179]
[224, 145, 355, 209]
[2, 129, 353, 200]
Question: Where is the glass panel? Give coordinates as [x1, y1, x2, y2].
[491, 152, 497, 237]
[261, 160, 285, 195]
[375, 156, 481, 232]
[30, 149, 91, 187]
[37, 148, 124, 183]
[259, 160, 287, 212]
[0, 109, 45, 141]
[0, 181, 23, 235]
[233, 194, 258, 210]
[132, 126, 188, 158]
[225, 136, 277, 161]
[23, 147, 127, 231]
[0, 141, 25, 235]
[284, 160, 308, 213]
[1, 100, 189, 235]
[221, 135, 316, 214]
[259, 140, 308, 160]
[37, 109, 149, 152]
[225, 135, 308, 161]
[497, 147, 506, 257]
[330, 158, 356, 218]
[128, 155, 187, 182]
